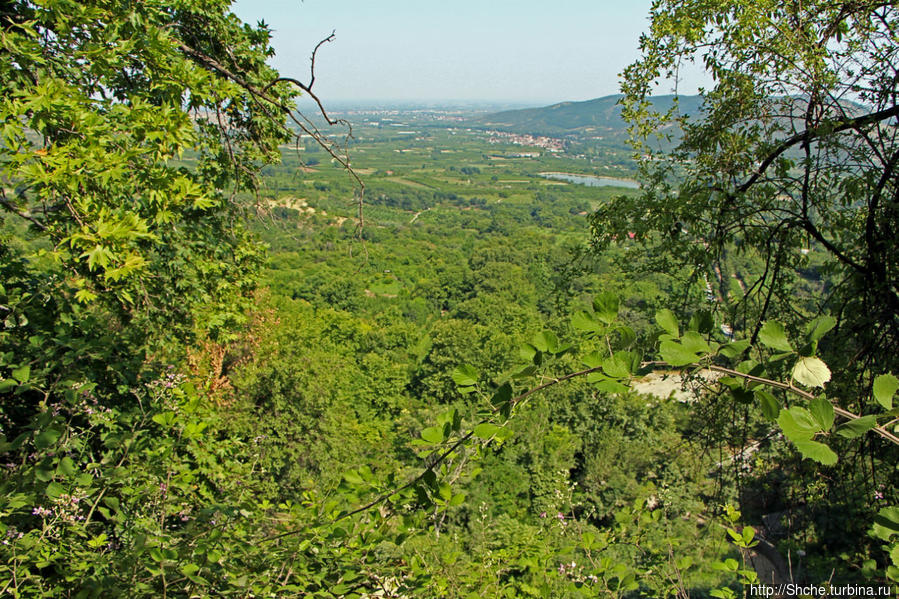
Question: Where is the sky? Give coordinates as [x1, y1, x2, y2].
[229, 0, 701, 107]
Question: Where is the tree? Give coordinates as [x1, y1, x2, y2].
[0, 4, 376, 594]
[0, 0, 303, 344]
[589, 0, 899, 580]
[593, 0, 899, 377]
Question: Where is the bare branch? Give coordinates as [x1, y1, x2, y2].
[0, 187, 46, 230]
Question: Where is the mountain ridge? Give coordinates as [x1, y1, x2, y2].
[477, 94, 706, 136]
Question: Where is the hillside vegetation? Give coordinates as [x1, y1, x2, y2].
[1, 0, 897, 597]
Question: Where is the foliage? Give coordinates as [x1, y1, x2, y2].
[586, 0, 899, 587]
[595, 0, 899, 379]
[3, 0, 898, 595]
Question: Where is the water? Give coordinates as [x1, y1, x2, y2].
[539, 172, 639, 189]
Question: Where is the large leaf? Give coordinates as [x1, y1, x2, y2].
[602, 352, 632, 378]
[754, 390, 780, 422]
[12, 365, 30, 384]
[659, 340, 699, 367]
[588, 373, 631, 394]
[871, 507, 899, 541]
[572, 310, 601, 332]
[792, 439, 838, 465]
[680, 331, 710, 355]
[873, 373, 898, 410]
[473, 423, 502, 439]
[688, 309, 714, 334]
[532, 330, 559, 354]
[719, 339, 750, 359]
[593, 292, 620, 324]
[777, 408, 816, 441]
[582, 351, 604, 368]
[758, 321, 793, 352]
[451, 364, 479, 387]
[792, 356, 831, 388]
[34, 427, 62, 450]
[655, 309, 679, 338]
[808, 396, 834, 431]
[835, 415, 877, 439]
[420, 426, 445, 444]
[519, 343, 537, 363]
[807, 315, 836, 342]
[490, 383, 512, 408]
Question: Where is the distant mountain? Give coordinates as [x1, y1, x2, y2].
[478, 94, 706, 136]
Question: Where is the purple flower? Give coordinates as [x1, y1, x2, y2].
[32, 506, 52, 518]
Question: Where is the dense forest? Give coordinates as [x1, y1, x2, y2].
[1, 1, 897, 597]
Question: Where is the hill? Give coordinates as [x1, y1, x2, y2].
[477, 94, 706, 136]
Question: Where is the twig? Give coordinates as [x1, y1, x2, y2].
[0, 188, 46, 230]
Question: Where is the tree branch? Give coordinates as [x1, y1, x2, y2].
[0, 188, 46, 230]
[737, 103, 899, 194]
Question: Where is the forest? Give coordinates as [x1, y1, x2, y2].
[0, 1, 898, 597]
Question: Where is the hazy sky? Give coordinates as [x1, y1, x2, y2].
[229, 0, 696, 106]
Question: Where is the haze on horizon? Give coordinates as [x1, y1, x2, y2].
[230, 0, 709, 108]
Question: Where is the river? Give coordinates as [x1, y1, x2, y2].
[539, 172, 639, 189]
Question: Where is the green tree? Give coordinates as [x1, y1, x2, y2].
[0, 0, 305, 349]
[589, 0, 899, 582]
[594, 0, 899, 373]
[0, 2, 379, 595]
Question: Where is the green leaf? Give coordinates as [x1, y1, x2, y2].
[741, 526, 756, 546]
[438, 483, 452, 501]
[473, 423, 502, 439]
[792, 439, 838, 465]
[873, 373, 898, 410]
[57, 456, 76, 477]
[593, 292, 619, 324]
[754, 390, 780, 422]
[591, 377, 631, 394]
[719, 340, 750, 359]
[582, 351, 603, 368]
[34, 427, 62, 450]
[655, 309, 679, 338]
[680, 331, 710, 354]
[602, 353, 631, 378]
[659, 340, 699, 367]
[342, 470, 365, 486]
[758, 321, 793, 352]
[871, 507, 899, 541]
[571, 311, 601, 332]
[451, 364, 478, 387]
[809, 397, 834, 431]
[46, 481, 65, 499]
[12, 365, 30, 383]
[688, 310, 714, 334]
[518, 343, 537, 363]
[777, 408, 816, 441]
[792, 356, 831, 388]
[532, 331, 559, 354]
[420, 426, 445, 444]
[835, 415, 877, 439]
[613, 325, 637, 348]
[490, 382, 512, 408]
[807, 315, 836, 342]
[512, 365, 538, 379]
